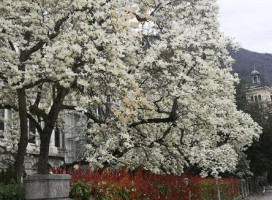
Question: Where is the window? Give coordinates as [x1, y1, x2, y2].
[55, 126, 60, 148]
[28, 120, 36, 143]
[55, 126, 65, 148]
[258, 95, 262, 101]
[97, 107, 103, 116]
[253, 77, 257, 83]
[254, 96, 258, 102]
[251, 96, 254, 101]
[61, 133, 65, 148]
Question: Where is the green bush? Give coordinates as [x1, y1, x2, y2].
[0, 166, 17, 184]
[69, 179, 93, 200]
[0, 183, 25, 200]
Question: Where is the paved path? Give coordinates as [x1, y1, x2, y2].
[248, 190, 272, 200]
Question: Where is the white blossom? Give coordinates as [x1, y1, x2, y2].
[0, 0, 261, 176]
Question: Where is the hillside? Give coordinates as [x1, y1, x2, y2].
[229, 48, 272, 86]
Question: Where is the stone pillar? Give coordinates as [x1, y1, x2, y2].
[50, 129, 55, 147]
[24, 174, 71, 200]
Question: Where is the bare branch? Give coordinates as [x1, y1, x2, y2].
[0, 104, 43, 135]
[0, 73, 8, 83]
[150, 3, 162, 16]
[27, 113, 42, 134]
[0, 104, 17, 110]
[8, 41, 16, 51]
[153, 97, 171, 114]
[129, 98, 178, 128]
[19, 13, 70, 62]
[23, 78, 51, 89]
[60, 105, 104, 124]
[129, 116, 173, 128]
[133, 13, 147, 22]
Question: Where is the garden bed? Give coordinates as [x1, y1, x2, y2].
[53, 166, 241, 200]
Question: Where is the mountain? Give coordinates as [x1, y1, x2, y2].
[229, 48, 272, 86]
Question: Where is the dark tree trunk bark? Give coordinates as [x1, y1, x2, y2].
[15, 88, 28, 181]
[37, 87, 69, 174]
[37, 133, 51, 174]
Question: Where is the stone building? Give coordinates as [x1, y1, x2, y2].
[245, 69, 272, 106]
[0, 110, 87, 175]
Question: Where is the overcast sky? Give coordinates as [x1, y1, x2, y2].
[218, 0, 272, 53]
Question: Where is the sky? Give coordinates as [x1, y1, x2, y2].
[218, 0, 272, 53]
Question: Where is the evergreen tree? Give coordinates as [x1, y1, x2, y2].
[235, 79, 272, 181]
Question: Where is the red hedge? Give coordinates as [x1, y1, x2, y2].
[52, 166, 240, 200]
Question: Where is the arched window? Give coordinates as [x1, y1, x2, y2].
[253, 77, 257, 83]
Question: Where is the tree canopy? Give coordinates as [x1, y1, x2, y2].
[0, 0, 261, 178]
[235, 79, 272, 180]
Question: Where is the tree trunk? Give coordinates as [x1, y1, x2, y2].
[37, 87, 69, 174]
[37, 133, 51, 174]
[15, 88, 28, 181]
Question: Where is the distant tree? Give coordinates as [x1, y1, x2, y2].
[235, 79, 272, 179]
[246, 114, 272, 177]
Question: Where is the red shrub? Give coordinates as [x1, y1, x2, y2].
[52, 166, 240, 200]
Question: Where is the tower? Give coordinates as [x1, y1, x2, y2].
[251, 69, 260, 84]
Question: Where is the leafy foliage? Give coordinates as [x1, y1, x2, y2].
[54, 166, 240, 200]
[0, 166, 17, 184]
[235, 80, 272, 180]
[0, 183, 25, 200]
[0, 0, 261, 178]
[69, 179, 93, 200]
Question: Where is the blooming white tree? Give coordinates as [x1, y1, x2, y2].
[0, 0, 261, 179]
[85, 0, 262, 176]
[0, 0, 141, 179]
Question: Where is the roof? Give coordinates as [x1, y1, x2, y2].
[251, 69, 260, 76]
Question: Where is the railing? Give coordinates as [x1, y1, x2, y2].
[185, 177, 246, 200]
[240, 179, 250, 199]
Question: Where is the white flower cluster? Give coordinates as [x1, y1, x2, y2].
[0, 0, 261, 176]
[0, 113, 20, 165]
[85, 0, 261, 176]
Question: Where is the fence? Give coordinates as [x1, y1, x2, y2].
[187, 178, 251, 200]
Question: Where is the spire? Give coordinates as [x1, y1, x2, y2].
[251, 67, 260, 84]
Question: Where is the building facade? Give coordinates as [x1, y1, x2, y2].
[245, 69, 272, 106]
[0, 110, 87, 175]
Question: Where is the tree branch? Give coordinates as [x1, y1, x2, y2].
[60, 105, 104, 124]
[133, 13, 147, 22]
[19, 14, 70, 62]
[0, 72, 8, 83]
[22, 78, 51, 90]
[129, 116, 173, 128]
[0, 104, 43, 134]
[8, 41, 16, 51]
[129, 98, 178, 128]
[27, 113, 43, 134]
[150, 3, 162, 16]
[153, 97, 171, 114]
